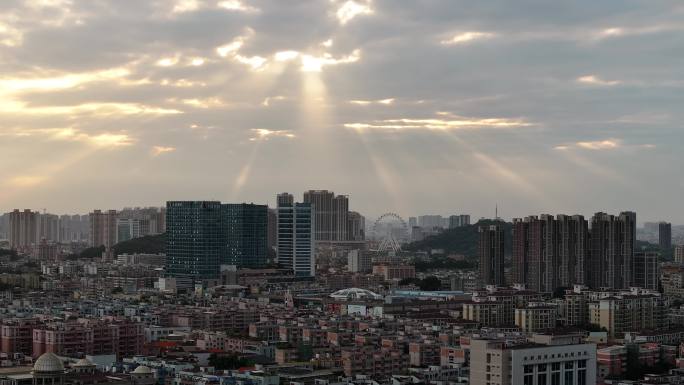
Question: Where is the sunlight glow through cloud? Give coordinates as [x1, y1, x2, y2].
[301, 50, 361, 72]
[151, 145, 176, 156]
[345, 114, 531, 132]
[349, 98, 394, 106]
[249, 128, 295, 141]
[334, 0, 373, 25]
[217, 0, 259, 13]
[441, 31, 495, 45]
[0, 67, 129, 92]
[576, 75, 621, 86]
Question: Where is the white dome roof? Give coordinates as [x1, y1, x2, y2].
[73, 358, 94, 367]
[33, 353, 65, 373]
[133, 365, 152, 374]
[330, 288, 382, 300]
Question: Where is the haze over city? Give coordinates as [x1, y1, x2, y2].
[1, 0, 683, 222]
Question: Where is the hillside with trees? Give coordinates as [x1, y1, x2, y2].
[405, 219, 512, 257]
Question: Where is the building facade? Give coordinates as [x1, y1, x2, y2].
[222, 203, 268, 268]
[470, 338, 596, 385]
[165, 201, 224, 282]
[659, 221, 672, 249]
[479, 224, 505, 287]
[277, 193, 315, 277]
[303, 190, 349, 242]
[9, 209, 38, 252]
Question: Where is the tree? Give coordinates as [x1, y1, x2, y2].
[297, 343, 314, 361]
[418, 276, 442, 291]
[553, 287, 569, 299]
[208, 353, 254, 370]
[399, 278, 420, 286]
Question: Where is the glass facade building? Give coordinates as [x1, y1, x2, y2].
[222, 203, 268, 268]
[166, 201, 268, 281]
[166, 201, 223, 280]
[277, 193, 315, 277]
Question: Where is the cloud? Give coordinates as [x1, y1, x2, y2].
[235, 54, 267, 70]
[440, 31, 495, 45]
[172, 0, 201, 14]
[217, 0, 259, 13]
[170, 0, 259, 14]
[7, 175, 47, 188]
[345, 113, 532, 132]
[262, 96, 286, 107]
[555, 139, 655, 151]
[151, 145, 176, 156]
[216, 40, 245, 58]
[301, 49, 361, 72]
[249, 128, 295, 141]
[178, 97, 226, 109]
[6, 127, 134, 147]
[349, 98, 395, 106]
[0, 67, 130, 92]
[334, 0, 373, 25]
[0, 101, 182, 116]
[274, 50, 300, 62]
[576, 75, 622, 86]
[576, 140, 620, 150]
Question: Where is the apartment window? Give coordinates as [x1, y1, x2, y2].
[565, 361, 574, 369]
[538, 363, 547, 372]
[524, 375, 533, 385]
[551, 372, 560, 385]
[578, 369, 587, 385]
[552, 363, 561, 371]
[564, 371, 573, 385]
[487, 353, 491, 363]
[538, 373, 547, 385]
[524, 365, 534, 374]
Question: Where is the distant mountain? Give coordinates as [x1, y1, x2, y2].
[113, 233, 166, 255]
[71, 233, 167, 260]
[405, 220, 512, 257]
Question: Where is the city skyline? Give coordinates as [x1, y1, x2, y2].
[1, 1, 683, 222]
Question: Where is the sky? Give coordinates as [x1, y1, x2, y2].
[0, 0, 683, 223]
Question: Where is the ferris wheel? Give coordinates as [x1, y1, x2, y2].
[372, 213, 409, 253]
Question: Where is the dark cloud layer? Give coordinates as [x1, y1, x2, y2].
[0, 0, 682, 223]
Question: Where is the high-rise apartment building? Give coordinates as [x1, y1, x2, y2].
[166, 201, 224, 282]
[36, 213, 59, 242]
[222, 203, 268, 268]
[633, 251, 659, 291]
[89, 209, 118, 249]
[116, 218, 141, 243]
[347, 249, 371, 273]
[418, 215, 444, 229]
[675, 245, 684, 264]
[58, 214, 89, 242]
[277, 193, 315, 277]
[9, 209, 37, 251]
[0, 213, 9, 241]
[267, 208, 277, 251]
[512, 215, 589, 292]
[348, 211, 365, 241]
[478, 224, 505, 287]
[659, 221, 672, 249]
[588, 212, 636, 289]
[448, 215, 470, 229]
[165, 201, 269, 282]
[303, 190, 348, 242]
